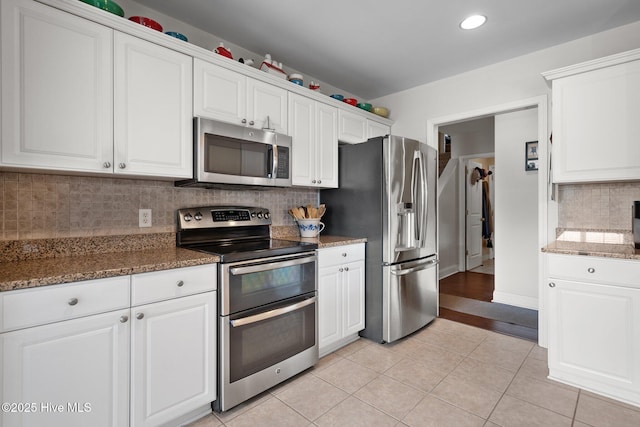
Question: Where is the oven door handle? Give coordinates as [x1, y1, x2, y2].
[229, 255, 315, 275]
[229, 296, 316, 327]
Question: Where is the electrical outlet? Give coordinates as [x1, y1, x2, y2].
[139, 209, 152, 228]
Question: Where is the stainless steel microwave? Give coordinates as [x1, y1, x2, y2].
[175, 117, 292, 188]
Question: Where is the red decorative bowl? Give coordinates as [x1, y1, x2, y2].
[343, 98, 357, 106]
[129, 16, 163, 32]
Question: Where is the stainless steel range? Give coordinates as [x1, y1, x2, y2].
[176, 206, 318, 412]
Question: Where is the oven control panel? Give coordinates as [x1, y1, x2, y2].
[178, 206, 271, 229]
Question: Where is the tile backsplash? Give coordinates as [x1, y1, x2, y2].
[557, 182, 640, 230]
[0, 172, 317, 240]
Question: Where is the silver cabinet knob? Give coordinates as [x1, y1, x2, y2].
[339, 268, 344, 272]
[249, 120, 254, 126]
[68, 297, 79, 306]
[587, 267, 595, 274]
[549, 282, 556, 288]
[103, 161, 111, 168]
[241, 118, 247, 124]
[317, 180, 322, 184]
[136, 313, 144, 320]
[120, 315, 129, 323]
[177, 280, 184, 287]
[312, 179, 317, 184]
[344, 267, 349, 271]
[119, 163, 126, 169]
[342, 253, 347, 257]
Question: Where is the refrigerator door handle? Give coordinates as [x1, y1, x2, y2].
[390, 259, 438, 276]
[412, 150, 427, 244]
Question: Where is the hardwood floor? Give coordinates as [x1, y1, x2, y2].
[439, 271, 538, 342]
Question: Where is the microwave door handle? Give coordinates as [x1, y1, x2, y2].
[271, 144, 279, 179]
[229, 296, 316, 327]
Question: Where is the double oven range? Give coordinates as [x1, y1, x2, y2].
[177, 206, 318, 412]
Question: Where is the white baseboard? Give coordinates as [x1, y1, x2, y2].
[492, 291, 538, 310]
[439, 264, 459, 280]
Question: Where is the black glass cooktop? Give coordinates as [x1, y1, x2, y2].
[184, 238, 317, 262]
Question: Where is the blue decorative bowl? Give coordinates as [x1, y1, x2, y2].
[165, 31, 188, 42]
[330, 94, 344, 101]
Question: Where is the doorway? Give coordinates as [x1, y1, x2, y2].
[429, 96, 549, 345]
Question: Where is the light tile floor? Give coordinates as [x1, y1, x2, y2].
[187, 318, 640, 427]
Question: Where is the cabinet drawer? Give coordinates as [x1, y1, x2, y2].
[547, 254, 640, 288]
[318, 243, 365, 267]
[1, 276, 130, 332]
[131, 264, 217, 306]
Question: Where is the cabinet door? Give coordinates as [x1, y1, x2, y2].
[552, 59, 640, 182]
[318, 266, 342, 352]
[247, 78, 288, 133]
[338, 110, 367, 144]
[193, 59, 246, 125]
[316, 103, 339, 188]
[548, 279, 640, 401]
[1, 309, 130, 427]
[114, 32, 193, 178]
[367, 120, 390, 139]
[131, 292, 216, 427]
[342, 260, 365, 336]
[289, 93, 316, 186]
[0, 0, 113, 173]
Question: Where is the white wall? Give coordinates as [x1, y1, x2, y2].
[494, 108, 539, 308]
[440, 117, 495, 158]
[438, 163, 459, 278]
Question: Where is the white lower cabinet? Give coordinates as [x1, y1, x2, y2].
[1, 278, 131, 427]
[547, 254, 640, 406]
[130, 292, 216, 427]
[318, 243, 365, 356]
[0, 264, 218, 427]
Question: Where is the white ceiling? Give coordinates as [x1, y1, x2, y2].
[133, 0, 640, 100]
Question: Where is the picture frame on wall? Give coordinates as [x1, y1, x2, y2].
[525, 140, 538, 171]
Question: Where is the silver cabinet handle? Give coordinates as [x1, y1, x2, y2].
[68, 297, 79, 306]
[249, 120, 254, 126]
[136, 313, 144, 320]
[549, 282, 556, 288]
[103, 161, 111, 168]
[119, 163, 126, 169]
[230, 297, 316, 327]
[120, 315, 128, 323]
[317, 180, 322, 184]
[339, 268, 344, 272]
[587, 267, 595, 274]
[177, 280, 184, 287]
[342, 253, 347, 257]
[344, 267, 349, 271]
[241, 118, 247, 124]
[312, 179, 317, 184]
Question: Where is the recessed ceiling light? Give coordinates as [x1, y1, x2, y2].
[460, 15, 487, 30]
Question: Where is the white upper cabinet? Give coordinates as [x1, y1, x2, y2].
[368, 120, 390, 139]
[338, 110, 368, 144]
[0, 0, 193, 179]
[114, 32, 193, 178]
[1, 0, 114, 173]
[194, 59, 288, 133]
[543, 49, 640, 183]
[288, 93, 338, 188]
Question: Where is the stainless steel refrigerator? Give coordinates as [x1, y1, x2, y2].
[321, 135, 438, 343]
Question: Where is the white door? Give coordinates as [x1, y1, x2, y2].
[315, 102, 339, 188]
[0, 0, 113, 173]
[114, 32, 193, 178]
[466, 160, 483, 270]
[131, 292, 216, 427]
[247, 78, 288, 133]
[342, 260, 365, 336]
[1, 309, 130, 427]
[318, 266, 342, 352]
[289, 93, 316, 186]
